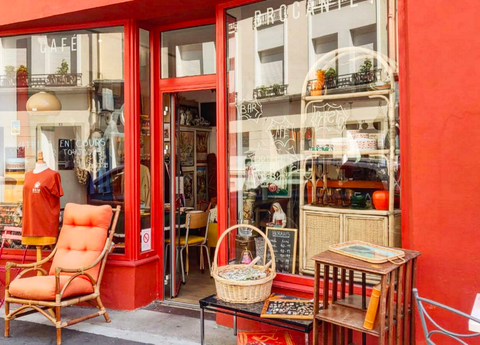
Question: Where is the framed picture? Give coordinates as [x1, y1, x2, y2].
[164, 125, 170, 142]
[196, 131, 209, 163]
[183, 169, 194, 207]
[179, 131, 194, 166]
[178, 105, 199, 127]
[196, 165, 207, 202]
[267, 166, 292, 198]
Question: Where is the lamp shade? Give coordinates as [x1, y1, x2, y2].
[26, 92, 62, 115]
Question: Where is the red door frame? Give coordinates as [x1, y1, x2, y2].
[154, 19, 216, 301]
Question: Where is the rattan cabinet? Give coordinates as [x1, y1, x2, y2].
[299, 55, 400, 275]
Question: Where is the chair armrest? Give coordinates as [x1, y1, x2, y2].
[4, 264, 48, 288]
[6, 246, 57, 269]
[56, 271, 97, 298]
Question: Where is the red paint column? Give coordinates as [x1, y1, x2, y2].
[400, 0, 480, 342]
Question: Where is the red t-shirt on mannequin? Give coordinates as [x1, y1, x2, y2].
[22, 163, 64, 245]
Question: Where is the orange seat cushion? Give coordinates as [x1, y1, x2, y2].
[9, 275, 94, 300]
[50, 203, 112, 282]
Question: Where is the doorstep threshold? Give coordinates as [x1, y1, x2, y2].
[146, 299, 216, 321]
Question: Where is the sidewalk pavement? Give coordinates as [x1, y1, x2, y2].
[0, 304, 237, 345]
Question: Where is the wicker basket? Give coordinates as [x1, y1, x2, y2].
[212, 224, 276, 304]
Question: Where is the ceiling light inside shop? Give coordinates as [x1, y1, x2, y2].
[26, 92, 62, 116]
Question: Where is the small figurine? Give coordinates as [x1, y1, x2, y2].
[179, 108, 186, 125]
[241, 248, 253, 265]
[186, 110, 193, 126]
[271, 202, 287, 228]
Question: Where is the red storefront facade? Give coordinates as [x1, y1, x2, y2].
[0, 0, 479, 343]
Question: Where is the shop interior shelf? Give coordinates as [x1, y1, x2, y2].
[313, 180, 385, 189]
[303, 89, 391, 102]
[301, 204, 397, 216]
[303, 150, 390, 157]
[315, 304, 392, 337]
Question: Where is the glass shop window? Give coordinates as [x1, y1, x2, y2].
[0, 26, 126, 254]
[226, 0, 397, 277]
[161, 25, 216, 78]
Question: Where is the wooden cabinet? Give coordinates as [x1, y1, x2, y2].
[300, 206, 401, 275]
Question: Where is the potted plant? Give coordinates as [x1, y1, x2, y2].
[16, 65, 28, 87]
[354, 58, 375, 85]
[256, 85, 267, 98]
[324, 67, 337, 89]
[272, 84, 280, 96]
[56, 59, 69, 84]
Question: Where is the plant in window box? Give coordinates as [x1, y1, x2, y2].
[16, 65, 28, 87]
[272, 84, 281, 96]
[4, 65, 15, 83]
[324, 68, 337, 89]
[353, 58, 376, 85]
[56, 59, 69, 84]
[256, 85, 267, 99]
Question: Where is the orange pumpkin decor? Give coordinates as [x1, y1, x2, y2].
[372, 190, 389, 210]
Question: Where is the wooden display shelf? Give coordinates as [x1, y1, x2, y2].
[334, 295, 370, 311]
[303, 150, 390, 157]
[303, 89, 391, 102]
[301, 204, 398, 216]
[315, 304, 391, 337]
[315, 180, 384, 190]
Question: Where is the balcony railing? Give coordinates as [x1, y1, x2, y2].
[0, 73, 83, 88]
[253, 84, 288, 99]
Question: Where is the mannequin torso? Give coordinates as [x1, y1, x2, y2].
[33, 162, 49, 174]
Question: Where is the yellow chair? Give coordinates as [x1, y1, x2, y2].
[165, 211, 209, 283]
[206, 208, 218, 271]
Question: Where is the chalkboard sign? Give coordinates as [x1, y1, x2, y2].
[264, 227, 297, 274]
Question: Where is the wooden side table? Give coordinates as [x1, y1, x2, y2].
[311, 248, 420, 345]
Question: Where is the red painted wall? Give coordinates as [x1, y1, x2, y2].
[0, 0, 134, 26]
[399, 0, 480, 342]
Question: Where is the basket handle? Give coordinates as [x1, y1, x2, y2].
[212, 224, 276, 275]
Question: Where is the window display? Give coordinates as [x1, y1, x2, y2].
[0, 26, 126, 253]
[226, 0, 398, 275]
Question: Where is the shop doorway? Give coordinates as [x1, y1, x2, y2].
[163, 90, 217, 305]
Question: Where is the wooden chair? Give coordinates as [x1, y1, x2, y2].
[4, 203, 121, 345]
[165, 211, 209, 283]
[0, 227, 29, 308]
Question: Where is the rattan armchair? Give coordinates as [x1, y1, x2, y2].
[4, 203, 121, 345]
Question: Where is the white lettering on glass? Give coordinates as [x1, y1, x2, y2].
[51, 39, 57, 52]
[320, 0, 330, 12]
[293, 1, 301, 19]
[61, 38, 67, 51]
[279, 4, 287, 22]
[71, 36, 77, 51]
[267, 7, 275, 25]
[254, 10, 262, 27]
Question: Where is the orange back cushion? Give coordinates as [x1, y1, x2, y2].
[50, 203, 112, 281]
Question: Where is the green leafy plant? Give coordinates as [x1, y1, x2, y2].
[272, 84, 280, 95]
[325, 68, 337, 79]
[56, 59, 69, 75]
[358, 58, 373, 73]
[4, 65, 15, 77]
